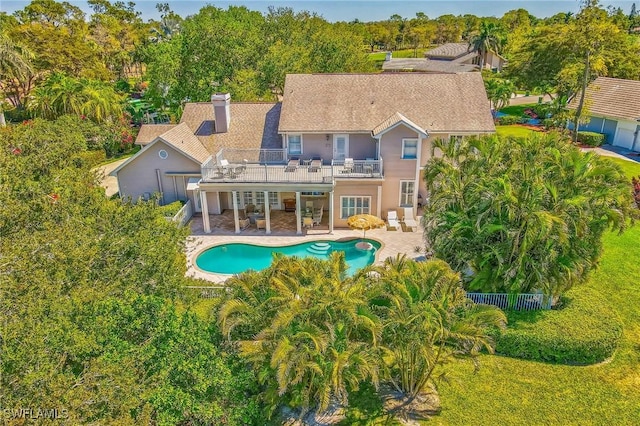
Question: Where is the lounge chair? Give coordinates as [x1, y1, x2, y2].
[285, 158, 299, 172]
[342, 158, 354, 174]
[309, 158, 322, 172]
[403, 207, 419, 232]
[387, 210, 400, 230]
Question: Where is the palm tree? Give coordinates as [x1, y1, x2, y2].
[29, 73, 124, 122]
[485, 78, 515, 110]
[422, 133, 634, 297]
[372, 255, 506, 404]
[218, 252, 381, 417]
[0, 34, 33, 126]
[468, 21, 503, 70]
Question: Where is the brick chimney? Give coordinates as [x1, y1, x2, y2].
[211, 93, 231, 133]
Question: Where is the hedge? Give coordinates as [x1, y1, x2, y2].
[158, 200, 185, 217]
[577, 131, 606, 147]
[494, 287, 622, 365]
[496, 115, 521, 125]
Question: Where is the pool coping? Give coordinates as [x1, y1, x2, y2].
[189, 236, 386, 282]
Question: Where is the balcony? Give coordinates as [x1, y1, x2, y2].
[201, 149, 383, 184]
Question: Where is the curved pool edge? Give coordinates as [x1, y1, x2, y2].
[190, 236, 385, 281]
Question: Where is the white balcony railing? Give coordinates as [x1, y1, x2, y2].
[201, 149, 383, 183]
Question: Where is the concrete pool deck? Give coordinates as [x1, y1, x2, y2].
[186, 223, 426, 284]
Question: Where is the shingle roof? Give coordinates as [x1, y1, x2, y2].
[372, 112, 427, 137]
[381, 58, 478, 73]
[425, 43, 473, 59]
[567, 77, 640, 121]
[135, 124, 176, 145]
[180, 102, 282, 155]
[157, 122, 211, 164]
[279, 73, 495, 133]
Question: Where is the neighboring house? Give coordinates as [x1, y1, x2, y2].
[568, 76, 640, 152]
[382, 43, 505, 73]
[112, 73, 495, 234]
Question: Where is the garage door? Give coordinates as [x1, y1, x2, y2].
[615, 128, 635, 149]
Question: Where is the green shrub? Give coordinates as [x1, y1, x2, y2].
[495, 287, 622, 365]
[74, 149, 107, 168]
[577, 131, 606, 146]
[158, 200, 185, 217]
[497, 115, 521, 125]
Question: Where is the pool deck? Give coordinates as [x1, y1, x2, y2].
[186, 218, 426, 284]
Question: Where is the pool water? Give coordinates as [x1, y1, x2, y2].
[195, 239, 381, 276]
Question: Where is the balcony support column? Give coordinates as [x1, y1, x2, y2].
[200, 190, 211, 233]
[329, 190, 334, 234]
[232, 190, 240, 234]
[296, 191, 302, 235]
[264, 190, 271, 234]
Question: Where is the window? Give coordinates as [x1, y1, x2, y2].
[158, 149, 168, 159]
[401, 139, 418, 159]
[268, 191, 279, 206]
[400, 180, 415, 207]
[288, 134, 302, 155]
[255, 191, 265, 206]
[242, 191, 253, 206]
[340, 196, 370, 219]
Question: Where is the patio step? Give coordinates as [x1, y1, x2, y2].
[307, 243, 331, 255]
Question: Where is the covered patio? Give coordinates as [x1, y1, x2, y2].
[190, 209, 331, 236]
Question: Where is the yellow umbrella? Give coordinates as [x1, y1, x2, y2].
[347, 213, 385, 242]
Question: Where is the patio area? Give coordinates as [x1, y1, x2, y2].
[186, 211, 426, 283]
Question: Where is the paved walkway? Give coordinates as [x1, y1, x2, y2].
[579, 144, 640, 163]
[95, 157, 129, 197]
[186, 218, 425, 284]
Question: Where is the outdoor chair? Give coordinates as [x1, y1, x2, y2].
[387, 210, 400, 230]
[342, 158, 354, 173]
[303, 217, 314, 229]
[402, 207, 419, 232]
[238, 218, 250, 231]
[285, 158, 300, 172]
[256, 219, 266, 230]
[309, 158, 322, 172]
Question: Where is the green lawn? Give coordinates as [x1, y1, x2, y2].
[498, 103, 538, 117]
[604, 156, 640, 179]
[495, 125, 539, 138]
[433, 224, 640, 425]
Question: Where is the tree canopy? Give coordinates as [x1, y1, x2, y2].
[422, 133, 636, 297]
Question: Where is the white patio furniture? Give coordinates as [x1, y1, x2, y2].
[402, 207, 419, 231]
[387, 210, 400, 230]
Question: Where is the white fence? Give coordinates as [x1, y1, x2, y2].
[171, 200, 193, 227]
[184, 285, 226, 299]
[466, 292, 552, 311]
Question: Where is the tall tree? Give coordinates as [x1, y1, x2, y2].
[468, 21, 503, 70]
[372, 256, 506, 405]
[219, 253, 381, 416]
[422, 134, 635, 297]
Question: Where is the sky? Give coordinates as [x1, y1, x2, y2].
[2, 0, 639, 21]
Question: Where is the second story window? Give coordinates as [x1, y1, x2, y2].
[288, 134, 302, 155]
[401, 139, 418, 159]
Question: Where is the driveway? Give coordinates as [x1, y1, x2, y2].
[95, 157, 129, 197]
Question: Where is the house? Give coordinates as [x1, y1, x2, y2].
[425, 43, 505, 72]
[112, 73, 495, 234]
[382, 43, 505, 74]
[567, 77, 640, 152]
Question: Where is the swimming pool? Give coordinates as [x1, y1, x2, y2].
[195, 239, 381, 276]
